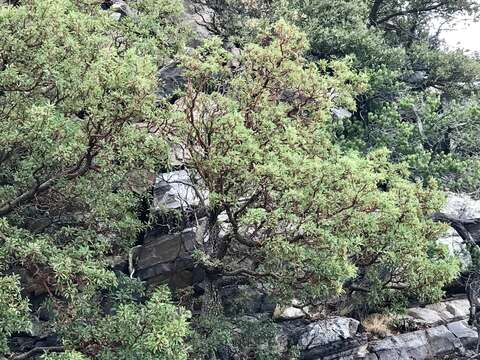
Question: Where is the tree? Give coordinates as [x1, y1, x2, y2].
[170, 20, 458, 322]
[0, 275, 30, 354]
[0, 0, 189, 357]
[44, 284, 190, 360]
[189, 0, 480, 193]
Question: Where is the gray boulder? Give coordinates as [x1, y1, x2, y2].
[447, 320, 478, 348]
[407, 307, 444, 326]
[443, 192, 480, 219]
[332, 107, 352, 120]
[153, 170, 206, 211]
[442, 192, 480, 243]
[437, 230, 472, 269]
[273, 305, 307, 321]
[404, 70, 427, 84]
[425, 325, 464, 357]
[300, 335, 368, 360]
[370, 330, 430, 360]
[183, 0, 214, 43]
[395, 298, 470, 330]
[137, 228, 197, 266]
[105, 0, 138, 20]
[135, 227, 203, 288]
[286, 298, 472, 359]
[298, 317, 359, 350]
[425, 298, 470, 322]
[370, 325, 465, 360]
[157, 62, 185, 99]
[444, 298, 470, 319]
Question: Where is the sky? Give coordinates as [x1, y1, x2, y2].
[440, 17, 480, 53]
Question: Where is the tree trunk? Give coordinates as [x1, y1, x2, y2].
[434, 211, 480, 352]
[202, 276, 223, 316]
[368, 0, 384, 26]
[200, 208, 226, 316]
[432, 212, 480, 245]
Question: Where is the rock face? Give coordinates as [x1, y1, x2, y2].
[332, 107, 352, 120]
[272, 298, 473, 360]
[446, 320, 478, 348]
[290, 318, 475, 360]
[273, 305, 307, 321]
[407, 307, 444, 326]
[296, 317, 364, 360]
[299, 317, 360, 351]
[369, 324, 465, 360]
[135, 227, 203, 288]
[442, 192, 480, 242]
[222, 285, 275, 316]
[183, 0, 214, 42]
[153, 170, 205, 211]
[405, 298, 469, 327]
[443, 192, 480, 219]
[157, 62, 185, 99]
[136, 168, 209, 288]
[273, 299, 315, 321]
[437, 230, 472, 269]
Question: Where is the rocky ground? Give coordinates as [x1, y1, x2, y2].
[436, 352, 479, 359]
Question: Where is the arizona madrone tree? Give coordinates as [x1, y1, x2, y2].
[189, 0, 480, 193]
[168, 21, 459, 317]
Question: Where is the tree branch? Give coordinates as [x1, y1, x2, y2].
[222, 267, 279, 279]
[432, 212, 480, 245]
[376, 1, 449, 25]
[9, 346, 64, 360]
[369, 0, 385, 26]
[224, 205, 261, 248]
[0, 142, 98, 217]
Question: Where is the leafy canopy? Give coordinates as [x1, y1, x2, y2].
[189, 0, 480, 193]
[0, 0, 189, 357]
[170, 20, 459, 310]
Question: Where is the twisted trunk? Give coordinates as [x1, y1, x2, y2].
[434, 211, 480, 353]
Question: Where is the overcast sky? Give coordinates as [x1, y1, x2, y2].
[440, 17, 480, 53]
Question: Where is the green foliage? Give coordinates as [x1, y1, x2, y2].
[189, 0, 282, 44]
[189, 313, 285, 360]
[43, 351, 90, 360]
[285, 0, 404, 68]
[288, 0, 480, 191]
[0, 0, 189, 356]
[109, 0, 186, 64]
[189, 314, 236, 359]
[1, 0, 476, 358]
[189, 0, 480, 193]
[364, 94, 480, 193]
[55, 284, 191, 360]
[0, 275, 30, 354]
[171, 21, 459, 312]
